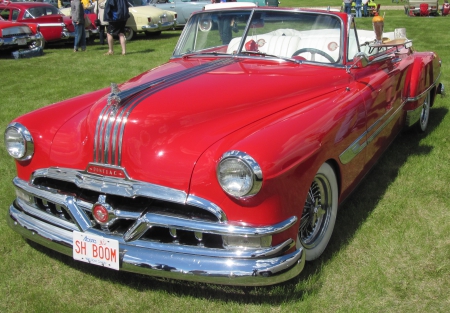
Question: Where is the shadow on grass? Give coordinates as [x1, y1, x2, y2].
[25, 105, 447, 304]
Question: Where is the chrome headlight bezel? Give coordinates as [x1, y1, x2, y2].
[216, 150, 263, 198]
[4, 122, 34, 161]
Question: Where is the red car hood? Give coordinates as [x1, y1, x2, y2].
[52, 58, 347, 191]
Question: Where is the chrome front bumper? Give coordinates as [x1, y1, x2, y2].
[7, 171, 305, 286]
[8, 204, 304, 285]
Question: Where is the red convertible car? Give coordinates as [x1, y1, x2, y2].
[0, 2, 77, 45]
[0, 16, 44, 51]
[5, 6, 444, 286]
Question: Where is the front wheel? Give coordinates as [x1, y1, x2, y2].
[124, 27, 135, 41]
[298, 163, 338, 261]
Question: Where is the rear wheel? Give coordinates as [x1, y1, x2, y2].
[298, 163, 338, 261]
[417, 90, 431, 132]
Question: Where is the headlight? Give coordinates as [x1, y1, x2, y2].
[4, 122, 34, 161]
[217, 150, 262, 198]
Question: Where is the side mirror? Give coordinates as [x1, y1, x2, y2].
[352, 52, 369, 68]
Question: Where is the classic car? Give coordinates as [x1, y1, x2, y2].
[149, 0, 277, 27]
[149, 0, 210, 27]
[60, 3, 176, 41]
[125, 3, 177, 40]
[5, 6, 444, 286]
[404, 0, 439, 16]
[0, 16, 44, 51]
[0, 2, 75, 45]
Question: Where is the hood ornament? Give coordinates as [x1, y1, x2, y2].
[107, 83, 122, 108]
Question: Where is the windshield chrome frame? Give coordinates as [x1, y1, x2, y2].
[173, 8, 347, 67]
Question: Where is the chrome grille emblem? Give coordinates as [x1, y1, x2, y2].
[92, 195, 117, 229]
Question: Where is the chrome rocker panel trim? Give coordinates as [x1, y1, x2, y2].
[8, 203, 305, 286]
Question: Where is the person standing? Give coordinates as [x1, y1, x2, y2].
[343, 0, 352, 15]
[103, 0, 130, 56]
[71, 0, 86, 52]
[355, 0, 362, 17]
[362, 0, 369, 17]
[93, 0, 108, 45]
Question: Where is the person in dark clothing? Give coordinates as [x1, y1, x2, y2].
[103, 0, 130, 55]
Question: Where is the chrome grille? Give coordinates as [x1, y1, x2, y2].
[26, 176, 224, 248]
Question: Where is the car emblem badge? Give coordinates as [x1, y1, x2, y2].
[107, 83, 121, 108]
[86, 163, 128, 179]
[92, 195, 116, 227]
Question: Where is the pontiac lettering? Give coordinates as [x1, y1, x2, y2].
[87, 164, 126, 179]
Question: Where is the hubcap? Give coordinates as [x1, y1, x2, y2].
[299, 174, 332, 249]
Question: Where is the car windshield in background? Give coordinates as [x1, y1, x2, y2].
[174, 10, 343, 64]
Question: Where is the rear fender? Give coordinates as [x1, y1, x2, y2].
[404, 52, 442, 112]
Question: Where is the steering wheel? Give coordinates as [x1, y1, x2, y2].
[292, 48, 335, 63]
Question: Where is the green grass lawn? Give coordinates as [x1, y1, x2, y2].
[1, 5, 449, 313]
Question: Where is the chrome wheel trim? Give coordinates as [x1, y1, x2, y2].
[300, 174, 332, 249]
[418, 91, 431, 132]
[298, 163, 338, 261]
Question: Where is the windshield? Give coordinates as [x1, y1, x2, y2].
[173, 9, 343, 64]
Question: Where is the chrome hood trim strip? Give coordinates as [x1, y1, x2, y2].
[94, 58, 238, 166]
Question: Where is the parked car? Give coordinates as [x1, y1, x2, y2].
[61, 3, 176, 41]
[404, 0, 439, 16]
[149, 0, 209, 27]
[5, 6, 444, 286]
[149, 0, 276, 27]
[0, 16, 44, 50]
[0, 2, 74, 45]
[125, 3, 177, 40]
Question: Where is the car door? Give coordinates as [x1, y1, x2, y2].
[349, 31, 407, 171]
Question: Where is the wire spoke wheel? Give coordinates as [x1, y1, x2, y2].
[298, 163, 338, 261]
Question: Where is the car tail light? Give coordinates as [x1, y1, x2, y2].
[147, 17, 152, 23]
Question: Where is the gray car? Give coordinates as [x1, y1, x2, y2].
[149, 0, 210, 27]
[150, 0, 278, 27]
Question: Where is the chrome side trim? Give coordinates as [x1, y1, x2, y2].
[339, 100, 406, 165]
[340, 72, 441, 164]
[8, 205, 305, 286]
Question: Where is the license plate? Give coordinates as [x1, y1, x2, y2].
[73, 231, 119, 270]
[17, 38, 27, 46]
[161, 17, 167, 23]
